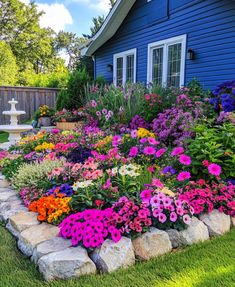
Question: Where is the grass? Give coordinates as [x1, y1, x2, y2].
[1, 225, 235, 287]
[0, 132, 8, 143]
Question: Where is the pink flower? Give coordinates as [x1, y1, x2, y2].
[147, 166, 155, 173]
[143, 146, 156, 155]
[171, 147, 184, 156]
[156, 148, 167, 158]
[158, 213, 167, 223]
[152, 178, 164, 188]
[170, 212, 177, 222]
[145, 94, 151, 101]
[147, 137, 159, 145]
[139, 138, 147, 144]
[179, 154, 192, 165]
[140, 189, 152, 205]
[102, 109, 108, 115]
[111, 229, 122, 243]
[129, 146, 138, 157]
[177, 171, 191, 181]
[131, 130, 138, 138]
[183, 214, 191, 225]
[208, 163, 222, 176]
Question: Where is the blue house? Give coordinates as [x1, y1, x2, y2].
[82, 0, 235, 90]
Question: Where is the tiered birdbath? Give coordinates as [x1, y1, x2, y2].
[0, 98, 32, 148]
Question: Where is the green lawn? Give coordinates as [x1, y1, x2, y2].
[0, 132, 8, 143]
[1, 225, 235, 287]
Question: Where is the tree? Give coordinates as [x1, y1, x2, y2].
[54, 31, 87, 70]
[0, 41, 18, 85]
[0, 0, 62, 73]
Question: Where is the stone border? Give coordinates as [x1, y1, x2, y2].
[0, 173, 234, 281]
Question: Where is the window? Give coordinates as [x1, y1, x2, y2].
[113, 49, 137, 86]
[147, 35, 186, 87]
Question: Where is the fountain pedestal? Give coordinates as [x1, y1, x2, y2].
[0, 98, 32, 149]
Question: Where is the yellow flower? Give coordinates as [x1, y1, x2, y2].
[35, 142, 55, 152]
[137, 128, 155, 138]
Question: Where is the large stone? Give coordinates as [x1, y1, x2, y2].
[0, 179, 10, 188]
[0, 191, 17, 202]
[166, 229, 185, 249]
[91, 237, 135, 273]
[18, 223, 59, 256]
[6, 212, 39, 238]
[179, 217, 209, 245]
[200, 210, 231, 237]
[0, 205, 28, 223]
[132, 228, 172, 261]
[32, 237, 71, 263]
[38, 247, 96, 281]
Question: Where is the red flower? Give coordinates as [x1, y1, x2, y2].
[95, 199, 105, 207]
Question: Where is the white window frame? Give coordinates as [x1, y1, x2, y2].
[147, 34, 187, 87]
[113, 48, 137, 86]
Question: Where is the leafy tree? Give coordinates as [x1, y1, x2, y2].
[0, 41, 18, 85]
[54, 31, 87, 70]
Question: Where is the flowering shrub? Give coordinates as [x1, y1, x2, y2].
[12, 159, 64, 192]
[152, 94, 204, 146]
[179, 180, 235, 217]
[187, 123, 235, 180]
[210, 80, 235, 112]
[19, 186, 45, 207]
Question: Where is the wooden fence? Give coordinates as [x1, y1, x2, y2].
[0, 86, 59, 124]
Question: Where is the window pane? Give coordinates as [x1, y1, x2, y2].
[126, 54, 134, 83]
[116, 57, 123, 86]
[167, 43, 182, 87]
[152, 47, 163, 85]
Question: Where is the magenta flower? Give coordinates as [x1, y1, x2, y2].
[147, 137, 159, 145]
[156, 148, 167, 158]
[139, 138, 147, 144]
[171, 147, 184, 156]
[152, 178, 164, 188]
[140, 189, 152, 205]
[129, 146, 138, 157]
[208, 163, 222, 176]
[143, 146, 156, 155]
[177, 171, 191, 181]
[179, 154, 192, 165]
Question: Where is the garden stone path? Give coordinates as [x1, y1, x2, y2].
[0, 172, 234, 281]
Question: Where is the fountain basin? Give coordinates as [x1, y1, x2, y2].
[3, 111, 26, 116]
[0, 124, 32, 144]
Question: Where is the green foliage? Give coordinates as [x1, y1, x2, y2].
[1, 156, 24, 180]
[84, 83, 146, 127]
[56, 68, 91, 110]
[11, 159, 64, 192]
[187, 122, 235, 179]
[0, 41, 18, 85]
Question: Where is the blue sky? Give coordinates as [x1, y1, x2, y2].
[21, 0, 111, 36]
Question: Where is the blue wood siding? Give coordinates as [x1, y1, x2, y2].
[94, 0, 235, 90]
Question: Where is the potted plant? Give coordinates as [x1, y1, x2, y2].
[52, 109, 85, 130]
[34, 105, 55, 127]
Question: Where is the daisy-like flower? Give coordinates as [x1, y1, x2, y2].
[143, 146, 156, 155]
[208, 163, 222, 176]
[177, 171, 191, 181]
[179, 154, 192, 165]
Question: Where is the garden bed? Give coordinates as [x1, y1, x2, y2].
[0, 81, 234, 282]
[0, 174, 234, 281]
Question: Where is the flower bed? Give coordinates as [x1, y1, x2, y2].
[0, 81, 235, 281]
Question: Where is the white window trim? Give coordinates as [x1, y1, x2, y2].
[147, 34, 187, 87]
[113, 48, 137, 86]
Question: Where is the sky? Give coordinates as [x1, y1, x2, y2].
[20, 0, 111, 36]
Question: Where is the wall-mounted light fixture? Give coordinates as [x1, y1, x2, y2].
[187, 48, 195, 60]
[107, 64, 113, 72]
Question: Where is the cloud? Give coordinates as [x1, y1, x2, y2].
[37, 3, 73, 33]
[89, 0, 111, 13]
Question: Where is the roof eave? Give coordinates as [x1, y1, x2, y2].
[81, 0, 136, 56]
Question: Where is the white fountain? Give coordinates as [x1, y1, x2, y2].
[0, 98, 32, 149]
